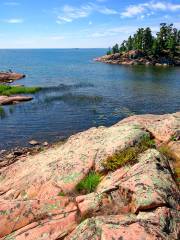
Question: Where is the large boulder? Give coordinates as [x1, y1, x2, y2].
[97, 149, 180, 213]
[66, 207, 179, 240]
[119, 112, 180, 143]
[0, 197, 77, 239]
[0, 112, 179, 239]
[0, 124, 148, 199]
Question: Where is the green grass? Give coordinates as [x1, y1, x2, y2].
[103, 135, 155, 171]
[58, 191, 66, 197]
[158, 145, 173, 160]
[0, 85, 41, 96]
[76, 171, 102, 194]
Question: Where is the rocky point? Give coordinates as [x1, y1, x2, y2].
[0, 112, 179, 240]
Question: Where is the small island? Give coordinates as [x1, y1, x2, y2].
[96, 23, 180, 66]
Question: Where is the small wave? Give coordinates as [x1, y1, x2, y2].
[45, 93, 103, 105]
[42, 82, 94, 93]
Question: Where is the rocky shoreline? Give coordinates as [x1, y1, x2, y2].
[0, 72, 25, 83]
[0, 112, 179, 239]
[95, 50, 180, 66]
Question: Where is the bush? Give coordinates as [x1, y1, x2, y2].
[103, 135, 155, 171]
[76, 172, 101, 194]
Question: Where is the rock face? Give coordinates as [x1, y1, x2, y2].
[95, 51, 180, 66]
[0, 95, 33, 105]
[0, 72, 25, 82]
[0, 112, 179, 239]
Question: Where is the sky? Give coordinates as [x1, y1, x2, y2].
[0, 0, 180, 48]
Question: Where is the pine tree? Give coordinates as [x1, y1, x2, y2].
[112, 44, 119, 54]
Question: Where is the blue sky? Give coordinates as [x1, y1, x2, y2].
[0, 0, 180, 48]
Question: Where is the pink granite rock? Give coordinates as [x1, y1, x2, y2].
[0, 196, 78, 239]
[0, 95, 33, 105]
[97, 149, 180, 213]
[66, 207, 179, 240]
[119, 112, 180, 143]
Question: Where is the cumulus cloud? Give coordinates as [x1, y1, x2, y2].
[55, 3, 118, 24]
[121, 1, 180, 18]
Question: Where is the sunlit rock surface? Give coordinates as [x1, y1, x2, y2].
[0, 112, 179, 240]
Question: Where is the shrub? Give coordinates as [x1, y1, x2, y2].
[103, 135, 155, 171]
[158, 145, 173, 160]
[76, 172, 101, 194]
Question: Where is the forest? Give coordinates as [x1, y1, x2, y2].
[107, 23, 180, 60]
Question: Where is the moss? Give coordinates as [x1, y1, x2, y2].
[76, 172, 102, 194]
[103, 135, 155, 171]
[0, 85, 41, 96]
[174, 167, 180, 183]
[158, 145, 173, 160]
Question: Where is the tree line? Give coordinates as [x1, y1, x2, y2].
[107, 23, 180, 58]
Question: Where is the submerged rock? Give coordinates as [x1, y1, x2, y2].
[0, 112, 179, 239]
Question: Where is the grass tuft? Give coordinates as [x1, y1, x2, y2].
[158, 145, 173, 160]
[76, 171, 102, 194]
[103, 135, 155, 171]
[0, 85, 41, 96]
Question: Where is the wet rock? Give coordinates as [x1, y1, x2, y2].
[29, 140, 39, 146]
[43, 141, 49, 146]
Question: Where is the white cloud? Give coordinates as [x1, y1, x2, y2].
[121, 1, 180, 18]
[55, 3, 118, 24]
[90, 26, 139, 38]
[121, 5, 145, 17]
[4, 1, 20, 6]
[4, 18, 23, 23]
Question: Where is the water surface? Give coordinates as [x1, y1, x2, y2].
[0, 49, 179, 149]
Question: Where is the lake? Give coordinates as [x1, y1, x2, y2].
[0, 49, 179, 150]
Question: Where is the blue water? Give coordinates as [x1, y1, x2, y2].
[0, 49, 180, 150]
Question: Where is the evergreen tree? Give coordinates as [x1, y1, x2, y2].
[119, 41, 127, 52]
[108, 23, 179, 61]
[112, 43, 119, 54]
[126, 36, 133, 51]
[143, 27, 154, 53]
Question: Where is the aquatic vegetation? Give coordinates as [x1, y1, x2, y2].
[42, 82, 94, 93]
[45, 93, 103, 105]
[0, 85, 41, 96]
[0, 106, 6, 118]
[103, 135, 155, 171]
[76, 172, 102, 194]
